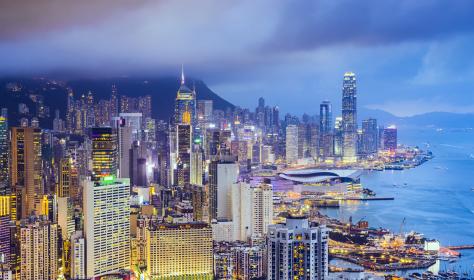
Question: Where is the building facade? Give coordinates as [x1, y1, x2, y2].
[268, 216, 328, 280]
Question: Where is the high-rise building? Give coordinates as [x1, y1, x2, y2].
[175, 69, 196, 128]
[190, 147, 203, 186]
[57, 157, 73, 197]
[91, 127, 118, 181]
[83, 177, 130, 278]
[0, 110, 9, 194]
[285, 124, 298, 164]
[115, 118, 133, 178]
[57, 197, 75, 239]
[381, 125, 397, 151]
[176, 124, 192, 186]
[0, 196, 12, 265]
[233, 245, 266, 280]
[268, 216, 328, 280]
[11, 126, 43, 218]
[145, 222, 213, 279]
[130, 141, 147, 186]
[361, 118, 378, 155]
[70, 231, 85, 280]
[197, 100, 213, 127]
[208, 155, 239, 221]
[118, 113, 143, 141]
[342, 72, 358, 163]
[319, 101, 333, 159]
[20, 217, 58, 280]
[232, 182, 273, 240]
[110, 85, 119, 119]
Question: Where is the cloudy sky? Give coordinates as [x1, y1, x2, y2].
[1, 0, 474, 116]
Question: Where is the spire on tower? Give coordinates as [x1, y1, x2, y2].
[181, 64, 185, 85]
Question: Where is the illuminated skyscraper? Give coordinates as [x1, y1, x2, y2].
[341, 72, 358, 163]
[174, 68, 196, 128]
[91, 127, 118, 181]
[11, 125, 43, 218]
[83, 177, 130, 278]
[381, 125, 397, 151]
[190, 146, 203, 186]
[319, 101, 333, 159]
[176, 124, 192, 186]
[268, 216, 328, 280]
[197, 100, 213, 126]
[285, 124, 298, 164]
[0, 110, 9, 194]
[361, 118, 378, 155]
[146, 222, 213, 279]
[20, 217, 58, 280]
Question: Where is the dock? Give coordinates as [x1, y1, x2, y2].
[445, 245, 474, 250]
[343, 197, 395, 201]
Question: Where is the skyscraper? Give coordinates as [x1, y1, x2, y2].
[91, 127, 118, 181]
[285, 124, 298, 164]
[381, 125, 397, 151]
[0, 110, 9, 194]
[208, 155, 239, 221]
[11, 126, 43, 218]
[20, 217, 58, 280]
[115, 118, 133, 178]
[341, 72, 358, 163]
[174, 68, 196, 128]
[83, 177, 130, 278]
[176, 124, 192, 186]
[145, 222, 213, 279]
[232, 181, 273, 240]
[319, 101, 333, 159]
[361, 118, 378, 155]
[268, 216, 328, 280]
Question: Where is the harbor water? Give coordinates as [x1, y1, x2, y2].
[321, 128, 474, 275]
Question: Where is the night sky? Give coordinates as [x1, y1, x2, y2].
[1, 0, 474, 116]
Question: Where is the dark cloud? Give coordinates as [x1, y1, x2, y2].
[1, 0, 474, 116]
[266, 0, 474, 51]
[0, 0, 152, 40]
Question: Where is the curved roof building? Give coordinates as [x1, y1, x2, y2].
[278, 169, 361, 184]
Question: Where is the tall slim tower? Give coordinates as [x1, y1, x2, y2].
[0, 110, 9, 194]
[174, 68, 196, 128]
[342, 72, 357, 163]
[11, 126, 43, 218]
[91, 127, 118, 181]
[285, 125, 298, 164]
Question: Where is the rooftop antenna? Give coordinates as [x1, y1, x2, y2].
[180, 64, 185, 85]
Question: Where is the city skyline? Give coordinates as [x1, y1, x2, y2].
[1, 2, 474, 280]
[1, 1, 474, 116]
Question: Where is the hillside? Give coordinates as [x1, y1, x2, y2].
[0, 77, 235, 128]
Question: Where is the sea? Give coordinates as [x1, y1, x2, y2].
[320, 127, 474, 276]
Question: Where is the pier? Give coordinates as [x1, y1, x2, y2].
[343, 197, 395, 201]
[445, 245, 474, 250]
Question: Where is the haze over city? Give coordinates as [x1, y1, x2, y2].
[1, 0, 474, 116]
